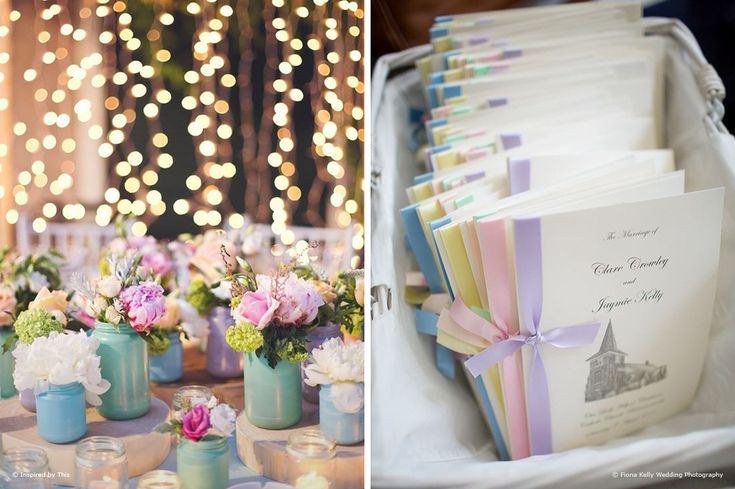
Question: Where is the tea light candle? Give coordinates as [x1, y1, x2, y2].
[137, 469, 183, 489]
[295, 470, 330, 489]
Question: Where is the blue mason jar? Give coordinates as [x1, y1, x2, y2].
[93, 321, 150, 420]
[149, 332, 183, 383]
[243, 352, 302, 429]
[303, 323, 342, 403]
[36, 382, 87, 443]
[176, 436, 229, 489]
[319, 383, 364, 445]
[0, 327, 16, 399]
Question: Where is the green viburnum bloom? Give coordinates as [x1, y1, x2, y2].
[14, 308, 64, 345]
[185, 278, 219, 316]
[225, 321, 264, 352]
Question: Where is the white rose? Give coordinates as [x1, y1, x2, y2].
[97, 276, 122, 298]
[104, 305, 122, 325]
[209, 403, 237, 437]
[211, 280, 232, 300]
[28, 272, 50, 293]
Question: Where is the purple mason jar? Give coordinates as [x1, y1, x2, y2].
[206, 306, 243, 378]
[303, 323, 343, 403]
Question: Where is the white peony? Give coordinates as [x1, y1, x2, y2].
[329, 382, 364, 414]
[304, 338, 364, 386]
[209, 403, 237, 436]
[178, 299, 210, 338]
[13, 331, 111, 406]
[97, 275, 122, 298]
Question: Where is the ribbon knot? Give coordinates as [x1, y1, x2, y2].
[524, 333, 543, 347]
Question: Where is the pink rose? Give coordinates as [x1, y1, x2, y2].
[182, 404, 211, 442]
[0, 284, 17, 327]
[253, 273, 324, 327]
[233, 291, 279, 330]
[119, 282, 166, 332]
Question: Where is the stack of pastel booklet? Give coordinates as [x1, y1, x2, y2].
[402, 1, 725, 460]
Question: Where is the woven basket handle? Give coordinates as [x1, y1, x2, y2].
[645, 17, 727, 133]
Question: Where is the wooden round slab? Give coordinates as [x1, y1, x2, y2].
[236, 400, 364, 489]
[0, 397, 171, 486]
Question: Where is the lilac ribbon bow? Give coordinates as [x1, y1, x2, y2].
[463, 217, 601, 456]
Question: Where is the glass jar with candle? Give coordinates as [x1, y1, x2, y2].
[75, 436, 128, 489]
[286, 430, 336, 489]
[137, 469, 183, 489]
[171, 385, 213, 414]
[0, 447, 50, 489]
[176, 435, 229, 489]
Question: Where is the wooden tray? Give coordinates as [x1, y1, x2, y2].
[235, 400, 364, 489]
[0, 397, 171, 486]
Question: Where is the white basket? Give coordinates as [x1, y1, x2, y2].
[370, 18, 735, 488]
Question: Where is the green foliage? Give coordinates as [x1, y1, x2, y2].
[332, 272, 364, 335]
[2, 331, 17, 354]
[260, 325, 310, 368]
[14, 308, 64, 345]
[185, 278, 221, 316]
[145, 328, 175, 356]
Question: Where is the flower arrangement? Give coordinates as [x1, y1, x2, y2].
[185, 232, 239, 318]
[72, 251, 166, 335]
[2, 287, 75, 353]
[13, 330, 111, 405]
[156, 395, 237, 442]
[0, 248, 63, 319]
[225, 262, 326, 368]
[304, 338, 365, 413]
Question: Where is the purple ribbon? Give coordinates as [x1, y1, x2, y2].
[463, 217, 600, 455]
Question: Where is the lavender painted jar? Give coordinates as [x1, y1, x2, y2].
[206, 307, 242, 378]
[303, 323, 342, 403]
[20, 387, 36, 412]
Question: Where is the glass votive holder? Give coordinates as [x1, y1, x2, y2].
[286, 430, 336, 489]
[1, 447, 50, 489]
[137, 469, 183, 488]
[171, 385, 213, 414]
[75, 436, 128, 489]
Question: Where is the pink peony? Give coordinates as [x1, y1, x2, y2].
[253, 273, 324, 327]
[233, 291, 279, 330]
[182, 404, 211, 442]
[140, 251, 173, 278]
[119, 281, 166, 332]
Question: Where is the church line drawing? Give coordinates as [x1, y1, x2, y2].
[584, 320, 667, 402]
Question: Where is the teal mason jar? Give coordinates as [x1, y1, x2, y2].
[176, 436, 229, 489]
[319, 383, 364, 445]
[149, 332, 183, 383]
[93, 322, 150, 420]
[0, 327, 16, 399]
[36, 382, 87, 443]
[243, 352, 302, 429]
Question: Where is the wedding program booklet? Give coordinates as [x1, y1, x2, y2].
[401, 0, 726, 460]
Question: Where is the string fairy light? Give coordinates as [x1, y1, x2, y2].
[0, 0, 364, 267]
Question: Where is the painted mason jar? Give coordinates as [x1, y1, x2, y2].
[93, 322, 150, 420]
[36, 382, 87, 444]
[20, 387, 36, 412]
[243, 352, 302, 429]
[176, 436, 229, 489]
[303, 323, 342, 403]
[149, 332, 183, 383]
[0, 327, 16, 399]
[319, 383, 364, 445]
[206, 307, 242, 378]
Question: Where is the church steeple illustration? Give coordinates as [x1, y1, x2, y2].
[585, 320, 666, 402]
